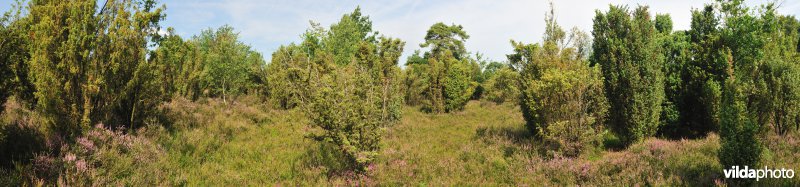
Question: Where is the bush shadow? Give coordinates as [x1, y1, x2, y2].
[299, 142, 357, 177]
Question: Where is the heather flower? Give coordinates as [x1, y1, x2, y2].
[31, 154, 60, 179]
[77, 137, 95, 151]
[75, 159, 88, 173]
[87, 129, 102, 138]
[580, 163, 591, 177]
[392, 159, 407, 168]
[64, 153, 76, 163]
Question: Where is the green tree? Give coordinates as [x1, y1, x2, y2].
[151, 26, 265, 102]
[591, 5, 664, 145]
[0, 19, 10, 114]
[759, 8, 800, 135]
[482, 66, 519, 104]
[421, 23, 469, 60]
[654, 11, 725, 138]
[27, 0, 99, 136]
[301, 37, 404, 172]
[674, 5, 726, 137]
[654, 14, 673, 34]
[266, 25, 324, 109]
[26, 0, 165, 135]
[401, 51, 430, 106]
[719, 52, 761, 186]
[0, 1, 31, 114]
[204, 26, 247, 103]
[302, 39, 403, 171]
[713, 2, 800, 185]
[149, 28, 193, 100]
[374, 37, 405, 122]
[441, 53, 476, 112]
[418, 23, 477, 113]
[271, 8, 405, 171]
[266, 44, 307, 109]
[324, 6, 375, 66]
[713, 0, 800, 136]
[90, 0, 166, 128]
[187, 25, 265, 103]
[657, 27, 692, 136]
[513, 5, 608, 156]
[481, 61, 507, 82]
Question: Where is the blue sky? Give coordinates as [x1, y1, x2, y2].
[2, 0, 799, 62]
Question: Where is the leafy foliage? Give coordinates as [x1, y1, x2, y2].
[401, 51, 430, 106]
[324, 7, 375, 66]
[664, 5, 726, 138]
[196, 26, 265, 103]
[719, 74, 761, 186]
[481, 66, 519, 104]
[654, 14, 673, 34]
[0, 2, 28, 114]
[417, 23, 478, 113]
[148, 29, 201, 100]
[265, 44, 308, 109]
[512, 6, 608, 157]
[591, 5, 664, 145]
[759, 10, 800, 135]
[150, 25, 267, 103]
[26, 0, 165, 135]
[2, 0, 800, 185]
[269, 9, 405, 171]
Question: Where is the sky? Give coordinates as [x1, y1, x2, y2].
[2, 0, 799, 63]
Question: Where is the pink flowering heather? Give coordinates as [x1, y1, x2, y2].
[77, 137, 95, 152]
[75, 159, 88, 173]
[64, 153, 76, 163]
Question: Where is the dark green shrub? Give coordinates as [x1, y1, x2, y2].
[401, 60, 430, 106]
[266, 45, 308, 109]
[718, 78, 761, 186]
[590, 5, 665, 145]
[443, 58, 475, 112]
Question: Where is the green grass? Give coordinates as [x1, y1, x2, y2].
[5, 97, 798, 185]
[147, 99, 800, 186]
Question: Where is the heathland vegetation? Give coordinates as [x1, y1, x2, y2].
[0, 0, 799, 186]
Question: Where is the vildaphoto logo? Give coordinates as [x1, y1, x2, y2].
[724, 166, 795, 181]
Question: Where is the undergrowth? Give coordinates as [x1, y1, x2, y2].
[1, 98, 798, 185]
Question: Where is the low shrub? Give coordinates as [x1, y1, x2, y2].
[481, 67, 519, 104]
[57, 124, 173, 186]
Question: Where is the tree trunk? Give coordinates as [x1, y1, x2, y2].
[222, 79, 227, 104]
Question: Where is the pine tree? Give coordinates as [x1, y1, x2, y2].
[419, 23, 476, 113]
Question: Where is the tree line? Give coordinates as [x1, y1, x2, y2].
[0, 0, 798, 185]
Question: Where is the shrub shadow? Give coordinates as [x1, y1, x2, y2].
[0, 120, 47, 169]
[475, 125, 533, 146]
[299, 142, 356, 177]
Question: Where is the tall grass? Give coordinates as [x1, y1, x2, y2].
[2, 97, 798, 185]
